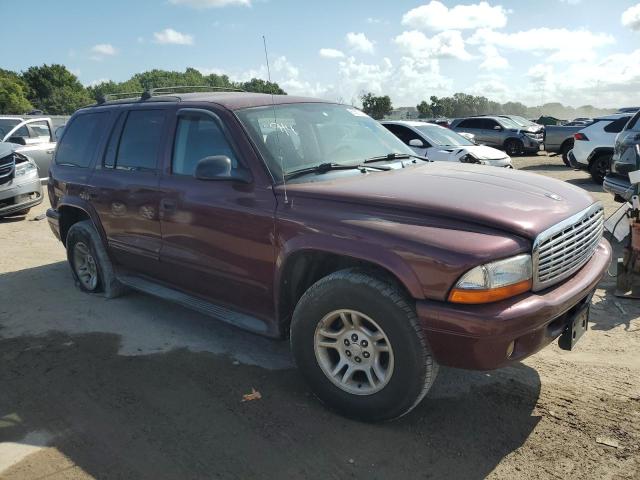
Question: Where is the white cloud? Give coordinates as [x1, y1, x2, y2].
[86, 78, 110, 87]
[402, 1, 508, 31]
[153, 28, 194, 45]
[366, 17, 383, 24]
[394, 30, 472, 61]
[346, 32, 375, 54]
[478, 44, 508, 69]
[91, 44, 117, 56]
[622, 3, 640, 31]
[168, 0, 250, 7]
[468, 75, 512, 102]
[469, 27, 615, 62]
[319, 48, 345, 59]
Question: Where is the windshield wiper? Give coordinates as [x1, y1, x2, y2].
[363, 152, 430, 164]
[285, 162, 390, 180]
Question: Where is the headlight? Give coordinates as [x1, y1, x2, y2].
[460, 153, 481, 164]
[449, 254, 532, 304]
[15, 161, 38, 178]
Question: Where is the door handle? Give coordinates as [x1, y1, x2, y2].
[160, 199, 177, 212]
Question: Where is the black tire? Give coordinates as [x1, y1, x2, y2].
[66, 220, 127, 298]
[561, 141, 573, 167]
[589, 153, 610, 185]
[290, 269, 438, 422]
[504, 139, 524, 156]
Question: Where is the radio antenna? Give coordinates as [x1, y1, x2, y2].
[263, 35, 288, 204]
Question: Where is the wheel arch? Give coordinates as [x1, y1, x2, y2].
[57, 199, 106, 247]
[586, 147, 614, 167]
[275, 242, 423, 337]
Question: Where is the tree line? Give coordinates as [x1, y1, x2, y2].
[361, 92, 615, 121]
[0, 64, 285, 115]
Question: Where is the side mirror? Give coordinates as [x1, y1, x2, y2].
[493, 125, 503, 131]
[54, 126, 65, 141]
[194, 155, 251, 183]
[409, 138, 425, 148]
[8, 136, 27, 146]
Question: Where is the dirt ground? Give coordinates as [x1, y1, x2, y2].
[1, 153, 639, 480]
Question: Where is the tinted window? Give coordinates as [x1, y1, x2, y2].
[458, 119, 482, 129]
[625, 112, 640, 132]
[55, 113, 108, 167]
[604, 116, 631, 133]
[115, 110, 166, 170]
[481, 119, 500, 129]
[383, 124, 423, 146]
[172, 112, 238, 175]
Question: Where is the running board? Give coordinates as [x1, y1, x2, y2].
[117, 274, 268, 334]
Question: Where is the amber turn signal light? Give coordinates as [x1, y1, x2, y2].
[448, 279, 532, 304]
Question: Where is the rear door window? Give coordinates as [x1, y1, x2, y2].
[115, 110, 166, 171]
[481, 119, 500, 130]
[458, 119, 482, 129]
[28, 120, 52, 140]
[55, 112, 108, 168]
[172, 111, 238, 175]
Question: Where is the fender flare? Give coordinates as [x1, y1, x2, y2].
[57, 197, 107, 247]
[274, 233, 425, 307]
[586, 147, 614, 166]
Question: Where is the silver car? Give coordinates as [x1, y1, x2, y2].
[0, 116, 58, 182]
[450, 116, 544, 156]
[0, 143, 43, 217]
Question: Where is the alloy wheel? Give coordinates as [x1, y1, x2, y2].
[73, 241, 98, 290]
[314, 309, 394, 395]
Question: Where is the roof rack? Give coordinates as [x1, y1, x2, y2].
[96, 86, 246, 105]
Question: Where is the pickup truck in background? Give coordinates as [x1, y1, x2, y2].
[544, 123, 592, 166]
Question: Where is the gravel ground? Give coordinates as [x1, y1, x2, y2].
[0, 153, 638, 480]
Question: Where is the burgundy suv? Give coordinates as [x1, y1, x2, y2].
[47, 91, 611, 421]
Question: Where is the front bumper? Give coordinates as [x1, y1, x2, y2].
[603, 174, 633, 202]
[417, 239, 611, 370]
[0, 176, 43, 217]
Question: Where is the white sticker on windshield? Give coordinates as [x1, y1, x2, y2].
[347, 108, 368, 117]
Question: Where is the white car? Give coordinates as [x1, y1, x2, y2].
[568, 113, 633, 184]
[381, 120, 513, 168]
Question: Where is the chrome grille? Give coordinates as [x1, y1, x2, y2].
[532, 203, 604, 290]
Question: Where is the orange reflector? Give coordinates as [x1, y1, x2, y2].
[448, 279, 532, 304]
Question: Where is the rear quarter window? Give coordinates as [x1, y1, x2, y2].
[603, 117, 631, 134]
[55, 112, 108, 168]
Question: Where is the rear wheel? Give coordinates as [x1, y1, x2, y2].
[66, 220, 127, 298]
[504, 139, 524, 156]
[561, 141, 573, 167]
[290, 269, 438, 422]
[589, 153, 610, 184]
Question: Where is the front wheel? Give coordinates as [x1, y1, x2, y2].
[504, 139, 524, 156]
[290, 269, 438, 421]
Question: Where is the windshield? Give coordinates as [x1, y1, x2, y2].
[508, 115, 535, 127]
[414, 124, 474, 147]
[497, 117, 522, 129]
[236, 103, 413, 180]
[0, 119, 20, 139]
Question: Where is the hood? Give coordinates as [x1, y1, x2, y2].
[462, 145, 508, 160]
[0, 142, 18, 158]
[280, 163, 594, 239]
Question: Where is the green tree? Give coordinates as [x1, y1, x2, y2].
[0, 73, 32, 114]
[416, 100, 433, 118]
[360, 92, 392, 120]
[22, 64, 92, 114]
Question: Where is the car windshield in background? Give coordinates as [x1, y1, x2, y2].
[498, 117, 522, 129]
[414, 125, 474, 147]
[0, 119, 20, 138]
[236, 103, 413, 180]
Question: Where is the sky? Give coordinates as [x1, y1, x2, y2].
[2, 0, 640, 108]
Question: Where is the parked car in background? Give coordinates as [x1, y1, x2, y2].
[568, 113, 633, 184]
[47, 90, 609, 421]
[0, 142, 43, 217]
[604, 110, 640, 202]
[0, 116, 57, 181]
[382, 120, 512, 167]
[450, 116, 543, 156]
[544, 123, 593, 166]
